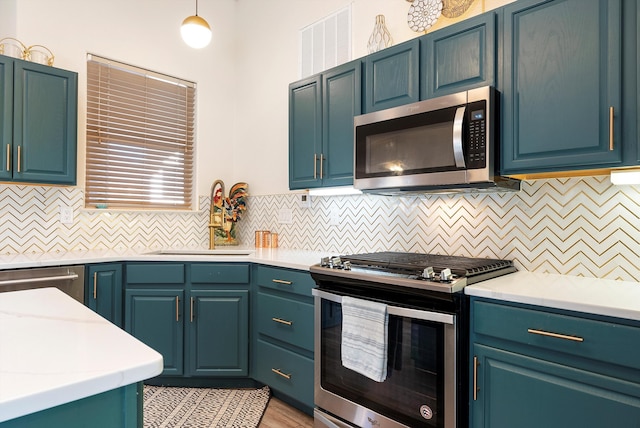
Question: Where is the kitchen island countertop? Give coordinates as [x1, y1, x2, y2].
[0, 288, 163, 423]
[466, 270, 640, 322]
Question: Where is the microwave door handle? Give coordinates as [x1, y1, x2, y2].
[453, 106, 466, 168]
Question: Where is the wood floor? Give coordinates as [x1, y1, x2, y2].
[259, 397, 314, 428]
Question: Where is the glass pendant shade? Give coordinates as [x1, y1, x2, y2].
[181, 15, 212, 49]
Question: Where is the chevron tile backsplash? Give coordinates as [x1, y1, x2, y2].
[1, 176, 639, 282]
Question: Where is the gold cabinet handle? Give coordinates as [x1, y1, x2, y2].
[272, 317, 293, 326]
[527, 328, 584, 342]
[175, 296, 180, 322]
[473, 356, 479, 401]
[93, 272, 97, 300]
[271, 368, 292, 380]
[17, 145, 20, 173]
[5, 144, 9, 171]
[272, 279, 293, 285]
[313, 154, 317, 179]
[319, 154, 324, 179]
[190, 297, 194, 323]
[609, 106, 614, 151]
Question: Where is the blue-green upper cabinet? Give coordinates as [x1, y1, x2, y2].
[289, 60, 361, 190]
[289, 75, 322, 189]
[12, 59, 78, 184]
[501, 0, 623, 175]
[364, 39, 420, 113]
[0, 56, 12, 181]
[421, 11, 497, 99]
[321, 60, 361, 187]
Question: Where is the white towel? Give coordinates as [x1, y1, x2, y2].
[341, 296, 388, 382]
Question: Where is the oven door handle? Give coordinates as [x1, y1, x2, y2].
[452, 105, 467, 168]
[312, 288, 455, 325]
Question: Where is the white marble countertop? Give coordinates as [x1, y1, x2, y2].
[0, 288, 163, 423]
[466, 271, 640, 322]
[0, 247, 325, 271]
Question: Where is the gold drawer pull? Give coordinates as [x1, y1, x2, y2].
[473, 356, 480, 401]
[527, 328, 584, 342]
[272, 279, 293, 285]
[272, 317, 293, 326]
[93, 272, 97, 300]
[609, 106, 614, 151]
[271, 368, 292, 380]
[6, 144, 9, 171]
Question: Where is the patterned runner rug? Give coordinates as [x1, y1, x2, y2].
[143, 385, 270, 428]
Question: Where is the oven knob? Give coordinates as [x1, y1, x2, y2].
[321, 257, 331, 267]
[330, 256, 342, 269]
[440, 268, 453, 281]
[422, 267, 435, 280]
[343, 261, 352, 271]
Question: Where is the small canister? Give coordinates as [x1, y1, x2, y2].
[261, 230, 271, 248]
[255, 231, 262, 248]
[270, 233, 278, 248]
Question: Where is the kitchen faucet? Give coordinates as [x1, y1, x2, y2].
[208, 180, 225, 249]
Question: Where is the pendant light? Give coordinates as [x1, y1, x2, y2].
[181, 0, 212, 49]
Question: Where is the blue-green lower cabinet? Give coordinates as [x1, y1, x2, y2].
[0, 383, 141, 428]
[86, 263, 123, 327]
[124, 262, 250, 379]
[188, 290, 249, 377]
[251, 265, 315, 413]
[125, 289, 185, 376]
[470, 298, 640, 428]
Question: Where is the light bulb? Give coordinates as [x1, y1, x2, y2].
[181, 15, 212, 49]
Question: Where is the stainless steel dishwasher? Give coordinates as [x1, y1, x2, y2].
[0, 265, 85, 303]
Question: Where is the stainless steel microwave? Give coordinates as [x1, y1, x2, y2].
[353, 86, 520, 194]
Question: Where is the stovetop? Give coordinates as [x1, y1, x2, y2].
[310, 251, 516, 294]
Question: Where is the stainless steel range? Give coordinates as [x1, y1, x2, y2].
[310, 251, 516, 428]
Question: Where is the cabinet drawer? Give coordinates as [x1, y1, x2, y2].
[191, 263, 249, 284]
[473, 300, 640, 370]
[256, 292, 314, 351]
[254, 339, 313, 408]
[126, 263, 184, 284]
[254, 265, 314, 297]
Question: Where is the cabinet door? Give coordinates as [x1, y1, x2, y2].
[125, 289, 184, 376]
[0, 56, 12, 181]
[472, 344, 640, 428]
[421, 11, 496, 99]
[501, 0, 622, 174]
[188, 289, 248, 377]
[12, 60, 77, 184]
[87, 264, 123, 327]
[364, 39, 420, 113]
[289, 75, 322, 189]
[321, 60, 361, 187]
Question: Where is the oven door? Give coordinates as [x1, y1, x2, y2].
[313, 289, 457, 428]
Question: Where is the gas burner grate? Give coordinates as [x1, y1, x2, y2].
[340, 251, 514, 279]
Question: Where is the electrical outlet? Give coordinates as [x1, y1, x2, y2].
[60, 206, 74, 224]
[278, 208, 293, 224]
[329, 210, 340, 226]
[298, 193, 312, 208]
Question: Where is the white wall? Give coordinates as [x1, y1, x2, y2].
[4, 0, 514, 198]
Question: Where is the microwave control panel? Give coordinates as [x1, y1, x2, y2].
[466, 101, 487, 169]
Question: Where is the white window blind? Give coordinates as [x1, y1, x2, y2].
[86, 54, 195, 210]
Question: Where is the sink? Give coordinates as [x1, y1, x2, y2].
[145, 249, 254, 256]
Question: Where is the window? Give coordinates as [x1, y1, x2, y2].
[86, 54, 195, 210]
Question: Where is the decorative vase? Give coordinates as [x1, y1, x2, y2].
[367, 15, 393, 54]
